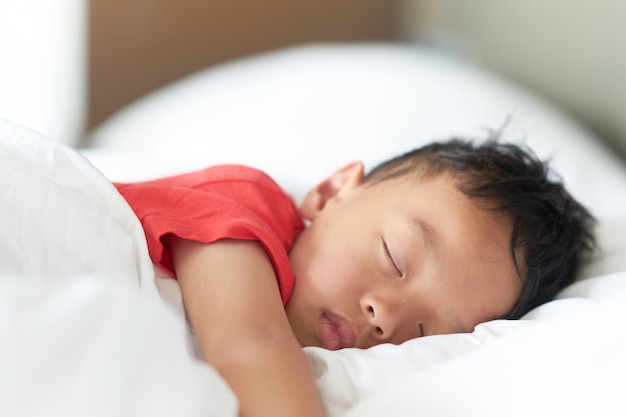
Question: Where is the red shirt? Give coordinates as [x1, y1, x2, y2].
[114, 165, 304, 305]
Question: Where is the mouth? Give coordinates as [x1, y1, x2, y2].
[320, 311, 357, 350]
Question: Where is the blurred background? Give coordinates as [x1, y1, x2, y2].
[1, 0, 625, 156]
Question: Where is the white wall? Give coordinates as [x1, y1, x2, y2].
[0, 0, 87, 145]
[399, 0, 626, 155]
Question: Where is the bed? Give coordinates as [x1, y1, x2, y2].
[2, 43, 626, 417]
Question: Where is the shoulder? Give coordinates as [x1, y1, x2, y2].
[209, 164, 280, 187]
[125, 164, 284, 196]
[178, 164, 281, 191]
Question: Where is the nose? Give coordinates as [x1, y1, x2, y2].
[360, 294, 403, 343]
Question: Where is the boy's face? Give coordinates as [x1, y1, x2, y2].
[286, 163, 522, 350]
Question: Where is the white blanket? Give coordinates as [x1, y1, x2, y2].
[0, 120, 237, 417]
[2, 117, 626, 417]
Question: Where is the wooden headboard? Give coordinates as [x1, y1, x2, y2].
[89, 0, 400, 130]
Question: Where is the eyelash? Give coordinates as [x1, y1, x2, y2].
[382, 238, 403, 278]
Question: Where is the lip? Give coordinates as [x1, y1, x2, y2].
[319, 312, 357, 350]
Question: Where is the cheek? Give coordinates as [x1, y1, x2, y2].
[301, 246, 355, 294]
[291, 230, 365, 300]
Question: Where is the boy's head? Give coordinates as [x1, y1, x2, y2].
[286, 138, 596, 350]
[364, 139, 597, 319]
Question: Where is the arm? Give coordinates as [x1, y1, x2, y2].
[170, 237, 326, 417]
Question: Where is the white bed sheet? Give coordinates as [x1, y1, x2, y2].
[4, 43, 626, 417]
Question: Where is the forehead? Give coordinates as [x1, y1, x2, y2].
[371, 174, 515, 254]
[366, 172, 506, 224]
[364, 172, 465, 206]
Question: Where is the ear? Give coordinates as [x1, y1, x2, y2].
[299, 161, 364, 221]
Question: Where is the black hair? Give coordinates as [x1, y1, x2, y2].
[364, 137, 596, 319]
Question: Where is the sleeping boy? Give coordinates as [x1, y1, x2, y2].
[114, 138, 595, 417]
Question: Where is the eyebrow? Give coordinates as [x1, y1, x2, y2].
[410, 217, 437, 254]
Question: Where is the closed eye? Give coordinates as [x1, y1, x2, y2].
[382, 237, 403, 278]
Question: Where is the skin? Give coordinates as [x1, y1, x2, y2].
[172, 238, 325, 417]
[170, 161, 523, 417]
[287, 162, 523, 350]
